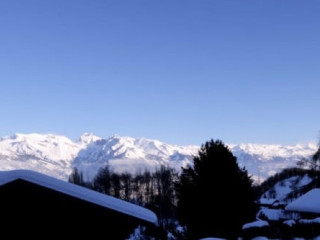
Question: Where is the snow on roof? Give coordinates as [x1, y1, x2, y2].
[283, 219, 295, 227]
[299, 217, 320, 224]
[285, 188, 320, 214]
[259, 198, 278, 205]
[242, 220, 269, 230]
[0, 170, 158, 224]
[251, 237, 268, 240]
[257, 208, 286, 221]
[199, 238, 227, 240]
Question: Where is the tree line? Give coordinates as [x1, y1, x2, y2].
[69, 165, 178, 231]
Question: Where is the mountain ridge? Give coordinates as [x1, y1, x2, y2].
[0, 133, 317, 183]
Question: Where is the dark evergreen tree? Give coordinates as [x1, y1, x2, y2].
[153, 166, 178, 228]
[142, 170, 153, 203]
[68, 167, 84, 185]
[312, 144, 320, 186]
[295, 143, 320, 171]
[93, 165, 112, 194]
[175, 139, 256, 239]
[111, 172, 121, 198]
[313, 145, 320, 168]
[120, 172, 132, 201]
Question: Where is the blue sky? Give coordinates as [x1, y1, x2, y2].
[0, 0, 319, 145]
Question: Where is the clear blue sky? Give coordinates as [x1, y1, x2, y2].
[0, 0, 319, 145]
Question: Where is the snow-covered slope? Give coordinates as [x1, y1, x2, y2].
[0, 133, 81, 179]
[261, 174, 313, 201]
[0, 133, 317, 182]
[231, 143, 318, 183]
[73, 135, 198, 180]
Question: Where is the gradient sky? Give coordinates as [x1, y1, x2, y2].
[0, 0, 319, 145]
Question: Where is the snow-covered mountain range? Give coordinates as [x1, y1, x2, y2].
[0, 133, 317, 183]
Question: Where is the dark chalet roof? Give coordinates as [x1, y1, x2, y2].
[0, 170, 158, 238]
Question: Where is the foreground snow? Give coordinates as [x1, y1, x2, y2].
[242, 220, 269, 230]
[199, 238, 227, 240]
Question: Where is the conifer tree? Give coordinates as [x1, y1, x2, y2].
[175, 139, 256, 239]
[93, 165, 112, 194]
[68, 167, 84, 186]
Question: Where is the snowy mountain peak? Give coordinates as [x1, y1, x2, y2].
[0, 133, 83, 179]
[78, 132, 102, 145]
[111, 133, 122, 139]
[230, 142, 318, 183]
[4, 133, 73, 144]
[2, 133, 41, 141]
[230, 142, 316, 160]
[73, 135, 198, 178]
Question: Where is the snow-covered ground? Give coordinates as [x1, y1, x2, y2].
[242, 220, 269, 230]
[261, 174, 313, 201]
